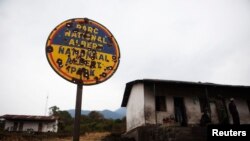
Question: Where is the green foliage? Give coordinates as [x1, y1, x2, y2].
[49, 106, 60, 116]
[88, 111, 104, 120]
[0, 120, 4, 131]
[48, 106, 126, 135]
[49, 106, 73, 133]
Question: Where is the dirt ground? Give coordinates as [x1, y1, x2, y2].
[45, 132, 111, 141]
[0, 132, 111, 141]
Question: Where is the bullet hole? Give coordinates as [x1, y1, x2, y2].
[72, 78, 82, 84]
[101, 73, 107, 78]
[90, 61, 96, 68]
[66, 23, 73, 28]
[94, 77, 99, 82]
[80, 50, 85, 56]
[79, 58, 84, 65]
[76, 68, 83, 75]
[56, 59, 63, 68]
[96, 46, 103, 51]
[46, 46, 53, 53]
[107, 43, 113, 47]
[107, 36, 114, 47]
[72, 58, 77, 64]
[112, 56, 117, 61]
[66, 66, 70, 70]
[108, 36, 113, 42]
[83, 60, 88, 65]
[74, 50, 79, 55]
[84, 18, 89, 24]
[106, 66, 113, 70]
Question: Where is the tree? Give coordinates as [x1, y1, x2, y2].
[49, 106, 73, 133]
[88, 111, 104, 120]
[49, 106, 60, 116]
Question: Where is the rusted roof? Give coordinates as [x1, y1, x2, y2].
[121, 79, 250, 107]
[0, 115, 58, 121]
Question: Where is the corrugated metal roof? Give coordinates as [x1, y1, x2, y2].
[121, 79, 250, 107]
[0, 114, 58, 121]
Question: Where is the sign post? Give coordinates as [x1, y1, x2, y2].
[73, 84, 83, 141]
[45, 18, 120, 141]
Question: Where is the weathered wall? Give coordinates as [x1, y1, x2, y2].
[4, 121, 38, 131]
[155, 95, 174, 124]
[226, 98, 250, 124]
[4, 121, 13, 131]
[184, 97, 201, 124]
[127, 83, 145, 131]
[42, 121, 58, 132]
[144, 83, 156, 124]
[23, 122, 39, 131]
[153, 85, 203, 125]
[210, 102, 219, 124]
[143, 84, 204, 125]
[4, 121, 58, 132]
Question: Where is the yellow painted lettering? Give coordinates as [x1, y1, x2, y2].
[103, 37, 107, 44]
[65, 30, 71, 37]
[85, 34, 90, 41]
[87, 27, 93, 33]
[87, 42, 92, 48]
[90, 35, 97, 42]
[80, 40, 87, 47]
[92, 43, 98, 49]
[76, 24, 82, 29]
[93, 28, 98, 34]
[71, 32, 77, 38]
[97, 36, 102, 43]
[69, 39, 75, 46]
[82, 25, 87, 31]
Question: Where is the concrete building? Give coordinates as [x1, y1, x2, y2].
[0, 115, 58, 133]
[121, 79, 250, 132]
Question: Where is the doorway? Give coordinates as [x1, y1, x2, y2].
[38, 122, 43, 132]
[174, 97, 187, 126]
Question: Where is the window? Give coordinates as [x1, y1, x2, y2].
[155, 96, 166, 111]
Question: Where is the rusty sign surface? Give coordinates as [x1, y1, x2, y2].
[46, 18, 120, 85]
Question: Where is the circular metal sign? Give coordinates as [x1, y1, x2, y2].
[46, 18, 120, 85]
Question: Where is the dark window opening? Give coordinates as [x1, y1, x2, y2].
[18, 122, 23, 131]
[199, 98, 207, 113]
[174, 97, 187, 126]
[38, 122, 43, 132]
[155, 96, 166, 111]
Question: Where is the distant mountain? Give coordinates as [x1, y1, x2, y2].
[68, 107, 126, 119]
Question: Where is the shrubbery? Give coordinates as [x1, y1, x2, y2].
[49, 106, 126, 135]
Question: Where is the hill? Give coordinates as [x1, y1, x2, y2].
[68, 107, 126, 119]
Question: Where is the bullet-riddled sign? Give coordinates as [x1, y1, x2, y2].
[46, 18, 120, 85]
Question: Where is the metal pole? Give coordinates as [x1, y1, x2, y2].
[73, 84, 83, 141]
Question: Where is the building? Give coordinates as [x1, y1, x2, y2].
[0, 115, 58, 133]
[121, 79, 250, 132]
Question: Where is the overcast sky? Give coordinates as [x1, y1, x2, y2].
[0, 0, 250, 116]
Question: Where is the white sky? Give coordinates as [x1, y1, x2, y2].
[0, 0, 250, 116]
